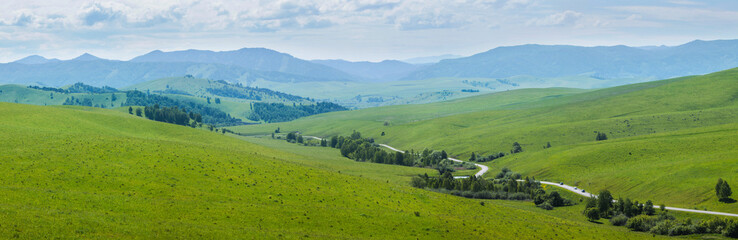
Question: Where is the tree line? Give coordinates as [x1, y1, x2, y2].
[248, 102, 347, 123]
[207, 81, 309, 102]
[142, 104, 202, 127]
[123, 90, 242, 126]
[583, 189, 738, 238]
[28, 82, 118, 94]
[412, 167, 573, 210]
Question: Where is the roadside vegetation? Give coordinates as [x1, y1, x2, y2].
[584, 190, 738, 238]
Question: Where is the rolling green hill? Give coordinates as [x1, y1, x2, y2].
[0, 102, 663, 239]
[229, 68, 738, 213]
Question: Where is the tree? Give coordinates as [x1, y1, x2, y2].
[545, 142, 551, 149]
[469, 152, 477, 162]
[215, 98, 221, 104]
[275, 127, 281, 133]
[128, 106, 133, 114]
[135, 108, 142, 117]
[597, 190, 614, 217]
[644, 200, 655, 215]
[111, 93, 117, 102]
[381, 131, 385, 136]
[512, 142, 523, 153]
[297, 135, 304, 144]
[596, 132, 608, 141]
[717, 178, 733, 200]
[441, 150, 448, 159]
[585, 208, 600, 222]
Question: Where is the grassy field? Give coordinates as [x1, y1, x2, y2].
[0, 84, 126, 107]
[229, 68, 738, 213]
[0, 102, 670, 239]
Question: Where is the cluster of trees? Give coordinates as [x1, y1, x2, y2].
[154, 89, 192, 96]
[28, 85, 67, 93]
[468, 152, 506, 163]
[583, 190, 738, 238]
[208, 81, 308, 102]
[142, 104, 199, 126]
[467, 142, 523, 163]
[206, 87, 262, 100]
[248, 102, 347, 123]
[62, 96, 93, 107]
[461, 89, 480, 93]
[66, 83, 118, 93]
[596, 132, 608, 141]
[412, 168, 572, 210]
[28, 83, 118, 94]
[124, 90, 241, 126]
[717, 178, 733, 201]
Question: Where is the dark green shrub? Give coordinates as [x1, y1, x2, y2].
[538, 202, 554, 210]
[626, 215, 658, 232]
[610, 214, 629, 226]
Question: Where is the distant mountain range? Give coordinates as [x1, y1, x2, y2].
[310, 59, 420, 82]
[2, 39, 738, 88]
[402, 39, 738, 80]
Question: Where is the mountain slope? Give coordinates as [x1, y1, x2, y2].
[0, 102, 658, 239]
[404, 39, 738, 81]
[131, 48, 357, 81]
[311, 59, 420, 81]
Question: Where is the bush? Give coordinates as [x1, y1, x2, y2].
[725, 220, 738, 238]
[585, 208, 600, 222]
[649, 220, 675, 235]
[626, 215, 658, 232]
[410, 176, 427, 188]
[473, 191, 493, 199]
[462, 191, 475, 198]
[610, 214, 629, 226]
[698, 218, 728, 234]
[538, 202, 554, 210]
[669, 223, 695, 236]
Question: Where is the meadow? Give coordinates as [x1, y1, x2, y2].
[0, 102, 667, 239]
[229, 68, 738, 214]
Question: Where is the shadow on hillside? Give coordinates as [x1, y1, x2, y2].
[719, 198, 736, 203]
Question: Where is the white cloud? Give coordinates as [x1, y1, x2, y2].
[528, 10, 583, 26]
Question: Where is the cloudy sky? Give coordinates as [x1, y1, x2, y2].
[1, 0, 737, 62]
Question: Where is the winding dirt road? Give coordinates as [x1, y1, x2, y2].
[305, 137, 737, 217]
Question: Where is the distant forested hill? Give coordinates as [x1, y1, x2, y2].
[403, 39, 738, 80]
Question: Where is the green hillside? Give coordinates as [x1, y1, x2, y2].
[0, 102, 666, 239]
[229, 68, 738, 213]
[0, 84, 126, 108]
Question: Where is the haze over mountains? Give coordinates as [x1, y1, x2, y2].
[1, 39, 737, 90]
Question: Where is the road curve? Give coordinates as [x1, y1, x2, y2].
[378, 144, 489, 178]
[306, 137, 736, 217]
[529, 180, 738, 217]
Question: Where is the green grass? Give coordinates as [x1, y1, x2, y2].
[229, 68, 738, 214]
[0, 84, 126, 108]
[0, 102, 666, 239]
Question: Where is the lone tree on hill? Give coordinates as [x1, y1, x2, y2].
[128, 106, 133, 114]
[716, 178, 733, 200]
[596, 132, 608, 141]
[135, 108, 142, 117]
[512, 142, 523, 153]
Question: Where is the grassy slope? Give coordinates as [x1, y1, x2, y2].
[0, 84, 126, 107]
[229, 68, 738, 213]
[0, 102, 662, 239]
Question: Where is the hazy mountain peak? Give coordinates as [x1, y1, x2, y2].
[13, 55, 58, 64]
[72, 53, 103, 61]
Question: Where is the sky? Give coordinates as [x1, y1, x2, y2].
[1, 0, 737, 62]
